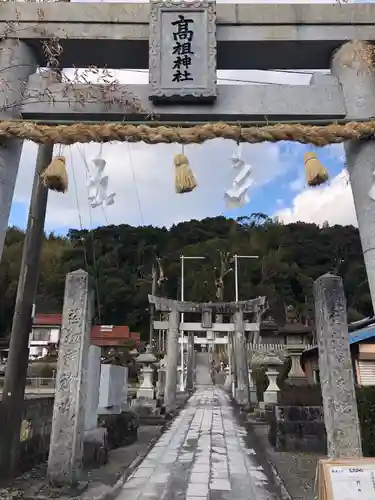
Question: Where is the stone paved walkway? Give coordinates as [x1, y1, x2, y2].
[117, 387, 281, 500]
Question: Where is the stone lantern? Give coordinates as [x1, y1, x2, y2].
[135, 345, 157, 401]
[263, 353, 283, 405]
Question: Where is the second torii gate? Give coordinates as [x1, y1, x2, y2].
[148, 295, 267, 411]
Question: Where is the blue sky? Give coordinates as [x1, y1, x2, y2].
[222, 142, 346, 221]
[9, 138, 350, 235]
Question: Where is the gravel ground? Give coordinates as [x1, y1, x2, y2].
[0, 426, 164, 500]
[248, 421, 324, 500]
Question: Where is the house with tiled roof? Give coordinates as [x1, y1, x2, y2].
[29, 312, 140, 358]
[301, 317, 375, 386]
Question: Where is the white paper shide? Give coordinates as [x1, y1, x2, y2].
[224, 145, 254, 209]
[87, 157, 116, 208]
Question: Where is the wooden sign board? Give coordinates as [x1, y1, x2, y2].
[316, 458, 375, 500]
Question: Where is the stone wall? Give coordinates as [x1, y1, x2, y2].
[268, 405, 326, 454]
[1, 394, 140, 475]
[278, 384, 322, 406]
[17, 396, 54, 472]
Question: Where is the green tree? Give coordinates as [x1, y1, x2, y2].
[0, 218, 370, 340]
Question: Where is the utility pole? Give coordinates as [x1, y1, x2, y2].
[233, 254, 259, 302]
[0, 143, 53, 479]
[180, 254, 205, 391]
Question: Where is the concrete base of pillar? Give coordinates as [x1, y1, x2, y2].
[249, 389, 258, 405]
[136, 387, 155, 399]
[224, 374, 232, 392]
[263, 390, 278, 405]
[131, 398, 158, 417]
[83, 428, 108, 467]
[235, 388, 249, 407]
[285, 376, 309, 386]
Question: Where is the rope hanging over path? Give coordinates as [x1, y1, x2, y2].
[1, 120, 375, 146]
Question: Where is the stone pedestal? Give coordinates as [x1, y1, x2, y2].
[286, 345, 308, 385]
[263, 369, 280, 405]
[48, 270, 93, 486]
[177, 365, 186, 392]
[0, 40, 37, 262]
[314, 273, 362, 458]
[224, 366, 231, 391]
[248, 369, 258, 404]
[157, 367, 166, 400]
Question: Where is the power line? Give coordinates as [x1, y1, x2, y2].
[75, 144, 102, 325]
[68, 145, 88, 270]
[126, 141, 145, 226]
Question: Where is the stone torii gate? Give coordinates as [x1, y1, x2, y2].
[1, 0, 375, 479]
[148, 295, 266, 411]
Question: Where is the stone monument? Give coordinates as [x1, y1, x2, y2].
[314, 273, 362, 458]
[47, 270, 93, 486]
[98, 364, 127, 415]
[85, 345, 101, 431]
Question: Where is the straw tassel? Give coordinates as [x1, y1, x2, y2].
[304, 152, 329, 187]
[41, 155, 68, 193]
[174, 153, 197, 194]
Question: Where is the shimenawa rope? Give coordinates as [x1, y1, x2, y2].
[1, 120, 375, 146]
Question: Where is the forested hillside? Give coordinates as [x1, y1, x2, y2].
[0, 215, 371, 341]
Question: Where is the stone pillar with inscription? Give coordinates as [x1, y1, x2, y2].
[229, 331, 237, 398]
[186, 331, 195, 391]
[314, 273, 362, 458]
[234, 310, 250, 408]
[149, 0, 216, 103]
[164, 309, 180, 412]
[48, 270, 94, 486]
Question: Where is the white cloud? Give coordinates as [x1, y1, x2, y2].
[15, 138, 290, 231]
[276, 169, 357, 227]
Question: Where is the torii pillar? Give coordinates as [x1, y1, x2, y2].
[331, 42, 375, 311]
[234, 309, 250, 408]
[0, 40, 37, 262]
[164, 308, 179, 412]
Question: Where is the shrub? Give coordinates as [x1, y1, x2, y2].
[356, 386, 375, 457]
